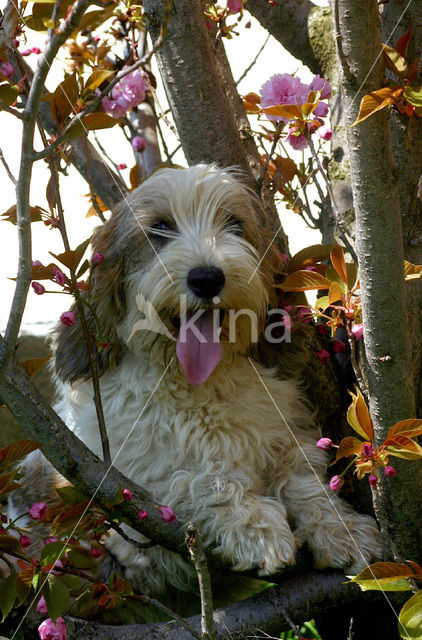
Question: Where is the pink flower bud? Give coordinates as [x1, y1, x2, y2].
[60, 311, 76, 327]
[369, 473, 378, 487]
[45, 536, 58, 544]
[331, 339, 346, 353]
[117, 163, 127, 170]
[32, 260, 42, 267]
[316, 349, 330, 363]
[53, 267, 67, 287]
[159, 505, 176, 522]
[351, 323, 364, 341]
[36, 595, 48, 614]
[316, 324, 328, 336]
[122, 488, 133, 501]
[1, 514, 7, 523]
[304, 266, 319, 272]
[91, 546, 102, 559]
[29, 502, 47, 520]
[20, 49, 32, 56]
[384, 465, 397, 478]
[31, 47, 41, 54]
[0, 62, 15, 79]
[138, 510, 148, 520]
[92, 252, 104, 265]
[94, 35, 100, 42]
[245, 20, 251, 28]
[362, 443, 373, 459]
[14, 39, 20, 48]
[132, 136, 147, 153]
[32, 282, 45, 295]
[318, 125, 333, 141]
[297, 306, 312, 324]
[227, 0, 242, 13]
[20, 534, 31, 548]
[279, 252, 289, 266]
[329, 475, 344, 492]
[38, 616, 67, 640]
[316, 437, 333, 450]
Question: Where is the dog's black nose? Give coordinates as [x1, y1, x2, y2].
[187, 266, 225, 299]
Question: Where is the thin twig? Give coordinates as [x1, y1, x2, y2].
[107, 520, 156, 550]
[186, 524, 216, 640]
[0, 100, 23, 119]
[0, 146, 17, 184]
[0, 0, 90, 370]
[235, 34, 270, 86]
[84, 138, 107, 222]
[92, 132, 121, 173]
[308, 136, 359, 263]
[34, 0, 175, 161]
[257, 122, 284, 193]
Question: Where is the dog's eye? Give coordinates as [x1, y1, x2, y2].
[152, 220, 172, 232]
[224, 216, 243, 236]
[149, 219, 175, 242]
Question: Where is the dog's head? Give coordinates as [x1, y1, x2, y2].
[54, 164, 280, 385]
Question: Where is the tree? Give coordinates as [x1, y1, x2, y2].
[0, 0, 421, 638]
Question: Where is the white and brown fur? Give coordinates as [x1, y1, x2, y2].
[31, 165, 382, 597]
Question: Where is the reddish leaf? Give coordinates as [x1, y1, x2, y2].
[50, 238, 90, 273]
[351, 87, 404, 127]
[330, 244, 348, 284]
[287, 244, 333, 272]
[335, 436, 365, 462]
[347, 388, 374, 442]
[0, 440, 41, 471]
[328, 281, 343, 304]
[382, 44, 409, 78]
[20, 355, 51, 378]
[386, 419, 422, 440]
[279, 270, 331, 292]
[261, 103, 302, 119]
[395, 23, 412, 58]
[1, 205, 48, 225]
[15, 568, 34, 604]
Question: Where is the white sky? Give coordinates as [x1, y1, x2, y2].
[0, 3, 328, 334]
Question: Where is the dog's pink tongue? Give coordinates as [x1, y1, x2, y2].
[176, 310, 222, 385]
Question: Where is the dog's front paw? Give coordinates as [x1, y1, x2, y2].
[302, 513, 383, 574]
[215, 522, 298, 576]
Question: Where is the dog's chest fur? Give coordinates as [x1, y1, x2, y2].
[56, 350, 313, 520]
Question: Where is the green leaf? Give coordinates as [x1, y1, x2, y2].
[404, 85, 422, 108]
[15, 568, 34, 604]
[0, 574, 17, 621]
[66, 545, 96, 570]
[0, 533, 24, 554]
[325, 267, 347, 295]
[44, 575, 70, 624]
[55, 485, 90, 504]
[399, 591, 422, 639]
[350, 561, 415, 592]
[41, 541, 69, 567]
[0, 83, 19, 106]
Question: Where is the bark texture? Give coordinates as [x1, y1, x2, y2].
[334, 0, 422, 562]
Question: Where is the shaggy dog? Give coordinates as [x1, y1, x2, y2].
[49, 164, 381, 597]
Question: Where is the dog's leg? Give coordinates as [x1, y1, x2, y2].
[273, 433, 383, 574]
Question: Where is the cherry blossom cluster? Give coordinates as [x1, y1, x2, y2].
[102, 67, 147, 119]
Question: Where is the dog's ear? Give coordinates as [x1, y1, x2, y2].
[53, 212, 126, 384]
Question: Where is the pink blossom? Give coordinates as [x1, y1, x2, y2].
[102, 96, 128, 119]
[122, 488, 133, 501]
[32, 282, 45, 295]
[29, 502, 47, 520]
[1, 514, 7, 523]
[94, 35, 100, 42]
[285, 128, 308, 151]
[316, 437, 333, 450]
[138, 510, 148, 520]
[14, 39, 20, 48]
[60, 311, 76, 327]
[305, 265, 319, 272]
[51, 558, 64, 575]
[20, 534, 31, 548]
[117, 163, 127, 170]
[91, 546, 102, 559]
[331, 339, 346, 353]
[132, 136, 146, 153]
[369, 473, 378, 487]
[313, 101, 329, 118]
[45, 537, 58, 544]
[92, 252, 104, 265]
[53, 267, 67, 287]
[329, 475, 344, 492]
[297, 306, 312, 324]
[37, 596, 48, 614]
[31, 47, 41, 55]
[318, 125, 333, 141]
[38, 616, 67, 640]
[0, 62, 14, 79]
[32, 260, 42, 267]
[281, 313, 294, 332]
[362, 443, 374, 459]
[351, 323, 364, 341]
[384, 465, 397, 478]
[260, 73, 309, 123]
[316, 349, 330, 363]
[279, 252, 288, 266]
[20, 48, 32, 56]
[309, 74, 332, 100]
[227, 0, 242, 13]
[159, 506, 176, 523]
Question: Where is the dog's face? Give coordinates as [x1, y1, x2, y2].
[54, 165, 279, 384]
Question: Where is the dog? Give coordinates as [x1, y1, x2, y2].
[48, 164, 381, 598]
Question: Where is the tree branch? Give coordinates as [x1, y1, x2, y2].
[245, 0, 321, 75]
[334, 0, 422, 563]
[186, 525, 216, 640]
